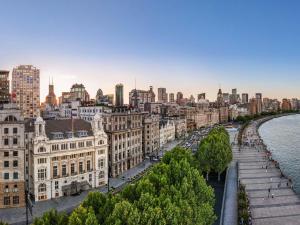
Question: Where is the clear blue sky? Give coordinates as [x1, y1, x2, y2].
[1, 0, 300, 102]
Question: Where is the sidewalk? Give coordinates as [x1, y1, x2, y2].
[221, 130, 238, 225]
[0, 139, 181, 225]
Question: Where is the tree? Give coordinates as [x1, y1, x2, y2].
[33, 209, 68, 225]
[106, 200, 140, 225]
[196, 126, 232, 181]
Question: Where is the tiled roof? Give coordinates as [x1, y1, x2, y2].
[25, 119, 93, 139]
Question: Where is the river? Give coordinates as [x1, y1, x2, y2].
[259, 114, 300, 194]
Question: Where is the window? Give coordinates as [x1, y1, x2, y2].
[98, 158, 105, 169]
[87, 160, 91, 171]
[13, 160, 18, 167]
[13, 151, 18, 157]
[13, 138, 18, 145]
[13, 128, 18, 134]
[86, 141, 93, 147]
[13, 172, 18, 179]
[38, 168, 46, 180]
[38, 183, 46, 193]
[38, 147, 46, 153]
[4, 138, 9, 145]
[79, 162, 83, 174]
[53, 165, 58, 177]
[62, 165, 67, 176]
[4, 173, 9, 180]
[4, 151, 9, 157]
[4, 161, 9, 167]
[70, 143, 76, 149]
[13, 196, 19, 205]
[51, 145, 59, 151]
[71, 163, 75, 175]
[89, 174, 92, 182]
[4, 185, 9, 193]
[3, 197, 10, 205]
[98, 171, 105, 179]
[4, 128, 9, 134]
[98, 149, 104, 155]
[78, 142, 85, 148]
[61, 143, 68, 150]
[13, 184, 18, 192]
[38, 158, 47, 164]
[55, 181, 59, 190]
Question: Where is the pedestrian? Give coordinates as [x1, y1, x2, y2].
[272, 193, 274, 198]
[268, 188, 271, 198]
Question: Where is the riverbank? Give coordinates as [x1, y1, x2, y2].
[236, 118, 300, 225]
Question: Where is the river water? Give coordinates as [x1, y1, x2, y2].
[259, 114, 300, 194]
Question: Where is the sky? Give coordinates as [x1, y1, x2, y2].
[1, 0, 300, 102]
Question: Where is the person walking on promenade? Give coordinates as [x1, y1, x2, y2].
[268, 187, 271, 198]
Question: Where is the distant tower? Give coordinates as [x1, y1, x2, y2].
[0, 70, 10, 104]
[217, 88, 225, 107]
[12, 65, 40, 118]
[115, 84, 124, 106]
[45, 77, 57, 107]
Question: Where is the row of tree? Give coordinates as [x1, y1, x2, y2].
[33, 147, 217, 225]
[196, 126, 232, 181]
[234, 110, 300, 124]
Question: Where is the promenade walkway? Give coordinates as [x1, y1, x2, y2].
[222, 130, 238, 225]
[236, 119, 300, 225]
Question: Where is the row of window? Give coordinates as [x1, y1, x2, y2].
[3, 184, 19, 193]
[113, 131, 141, 140]
[3, 160, 18, 168]
[114, 147, 141, 161]
[38, 158, 105, 180]
[2, 137, 19, 146]
[3, 172, 19, 180]
[3, 127, 18, 134]
[3, 151, 19, 157]
[51, 151, 94, 162]
[114, 139, 141, 150]
[50, 140, 104, 152]
[3, 196, 20, 206]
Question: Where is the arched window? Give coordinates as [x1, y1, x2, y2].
[38, 183, 46, 193]
[4, 115, 17, 122]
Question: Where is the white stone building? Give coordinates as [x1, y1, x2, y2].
[26, 113, 108, 202]
[159, 120, 175, 147]
[142, 114, 160, 157]
[79, 106, 112, 122]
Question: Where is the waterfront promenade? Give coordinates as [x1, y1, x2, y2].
[236, 118, 300, 225]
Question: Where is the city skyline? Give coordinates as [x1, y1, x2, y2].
[1, 0, 300, 101]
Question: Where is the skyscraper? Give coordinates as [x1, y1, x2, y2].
[12, 65, 40, 118]
[242, 93, 249, 104]
[176, 92, 183, 103]
[0, 70, 10, 104]
[169, 93, 175, 103]
[157, 88, 168, 103]
[115, 83, 124, 106]
[256, 93, 262, 114]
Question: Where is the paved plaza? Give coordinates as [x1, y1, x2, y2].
[236, 119, 300, 225]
